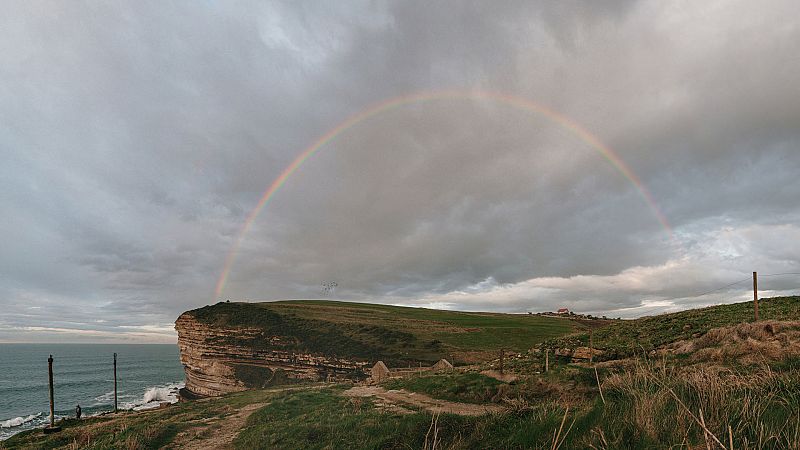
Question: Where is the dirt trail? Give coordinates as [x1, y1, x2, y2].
[343, 386, 503, 416]
[168, 402, 266, 450]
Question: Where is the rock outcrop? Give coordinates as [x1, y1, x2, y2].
[554, 346, 603, 360]
[175, 312, 370, 397]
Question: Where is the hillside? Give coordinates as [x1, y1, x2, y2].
[189, 300, 579, 363]
[547, 296, 800, 359]
[175, 300, 580, 397]
[10, 296, 800, 449]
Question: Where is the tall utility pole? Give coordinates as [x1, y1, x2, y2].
[753, 272, 759, 321]
[48, 355, 55, 427]
[113, 353, 118, 413]
[43, 354, 61, 433]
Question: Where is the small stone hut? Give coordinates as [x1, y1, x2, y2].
[371, 361, 391, 382]
[432, 359, 453, 371]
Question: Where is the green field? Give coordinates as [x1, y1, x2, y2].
[190, 300, 578, 364]
[547, 296, 800, 360]
[9, 297, 800, 449]
[383, 372, 505, 404]
[9, 362, 800, 449]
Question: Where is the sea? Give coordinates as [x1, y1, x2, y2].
[0, 344, 185, 441]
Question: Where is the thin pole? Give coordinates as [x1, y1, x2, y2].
[48, 355, 55, 427]
[589, 329, 594, 365]
[113, 353, 118, 413]
[499, 348, 504, 375]
[545, 348, 549, 372]
[753, 272, 759, 321]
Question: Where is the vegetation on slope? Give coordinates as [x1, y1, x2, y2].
[13, 297, 800, 449]
[383, 372, 506, 404]
[547, 296, 800, 360]
[2, 387, 280, 450]
[10, 359, 800, 449]
[190, 300, 577, 365]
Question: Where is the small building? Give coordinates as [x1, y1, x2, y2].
[557, 308, 570, 315]
[370, 361, 390, 382]
[432, 359, 453, 371]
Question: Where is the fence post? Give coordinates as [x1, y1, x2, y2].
[545, 348, 549, 372]
[753, 272, 759, 321]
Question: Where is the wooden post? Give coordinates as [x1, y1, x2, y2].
[48, 355, 55, 427]
[753, 272, 759, 321]
[499, 349, 504, 375]
[113, 353, 118, 413]
[545, 348, 549, 373]
[589, 329, 594, 365]
[42, 354, 62, 434]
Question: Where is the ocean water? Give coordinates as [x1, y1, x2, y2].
[0, 344, 185, 441]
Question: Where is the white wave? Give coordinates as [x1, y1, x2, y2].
[92, 390, 115, 405]
[120, 381, 184, 411]
[143, 386, 171, 403]
[1, 413, 42, 428]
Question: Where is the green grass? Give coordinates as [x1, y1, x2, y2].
[10, 297, 800, 449]
[547, 296, 800, 360]
[233, 365, 800, 450]
[2, 388, 280, 450]
[189, 300, 577, 365]
[383, 372, 506, 403]
[233, 386, 578, 450]
[10, 363, 800, 449]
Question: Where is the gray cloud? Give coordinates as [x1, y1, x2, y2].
[1, 0, 799, 342]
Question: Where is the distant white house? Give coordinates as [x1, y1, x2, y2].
[557, 308, 569, 315]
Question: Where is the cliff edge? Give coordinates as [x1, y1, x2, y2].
[175, 300, 577, 397]
[175, 306, 372, 397]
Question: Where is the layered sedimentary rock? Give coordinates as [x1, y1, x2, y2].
[175, 312, 370, 397]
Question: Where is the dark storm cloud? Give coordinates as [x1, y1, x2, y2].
[1, 0, 799, 342]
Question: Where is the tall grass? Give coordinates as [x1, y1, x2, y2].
[596, 362, 800, 449]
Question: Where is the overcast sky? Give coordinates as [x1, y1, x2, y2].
[2, 1, 799, 343]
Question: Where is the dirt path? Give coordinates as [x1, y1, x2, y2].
[168, 402, 266, 450]
[343, 386, 504, 416]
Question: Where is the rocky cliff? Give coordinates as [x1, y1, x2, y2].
[175, 310, 371, 397]
[175, 299, 574, 397]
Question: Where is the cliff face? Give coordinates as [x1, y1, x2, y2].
[175, 312, 370, 397]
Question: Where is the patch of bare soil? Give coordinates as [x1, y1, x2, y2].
[480, 369, 518, 383]
[167, 402, 267, 450]
[343, 386, 504, 416]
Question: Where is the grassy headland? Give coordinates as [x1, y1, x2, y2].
[190, 300, 579, 364]
[8, 297, 800, 449]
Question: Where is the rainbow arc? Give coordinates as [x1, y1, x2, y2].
[214, 90, 671, 299]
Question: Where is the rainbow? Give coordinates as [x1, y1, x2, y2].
[214, 89, 671, 299]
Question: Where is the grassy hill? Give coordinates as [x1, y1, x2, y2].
[547, 296, 800, 359]
[10, 297, 800, 449]
[189, 300, 578, 365]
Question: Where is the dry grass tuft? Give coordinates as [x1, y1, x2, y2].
[124, 433, 143, 450]
[601, 360, 800, 449]
[659, 321, 800, 365]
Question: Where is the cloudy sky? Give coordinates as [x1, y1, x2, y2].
[2, 1, 799, 343]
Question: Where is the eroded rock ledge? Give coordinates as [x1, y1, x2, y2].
[175, 312, 370, 397]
